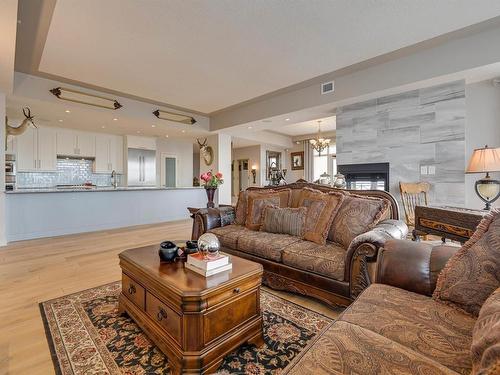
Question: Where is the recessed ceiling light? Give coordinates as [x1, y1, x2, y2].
[151, 125, 156, 128]
[65, 110, 70, 113]
[101, 126, 105, 129]
[181, 130, 185, 133]
[285, 118, 290, 121]
[113, 118, 118, 121]
[137, 131, 141, 134]
[248, 126, 253, 129]
[165, 135, 169, 138]
[58, 119, 63, 122]
[295, 141, 300, 144]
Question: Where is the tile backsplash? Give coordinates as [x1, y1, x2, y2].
[17, 158, 122, 188]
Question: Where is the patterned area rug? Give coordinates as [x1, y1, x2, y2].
[40, 282, 336, 374]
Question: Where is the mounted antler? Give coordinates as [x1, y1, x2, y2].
[197, 138, 213, 166]
[5, 107, 38, 150]
[197, 138, 207, 148]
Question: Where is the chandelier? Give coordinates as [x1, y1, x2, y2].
[309, 120, 331, 155]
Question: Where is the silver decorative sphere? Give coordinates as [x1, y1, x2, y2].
[198, 233, 220, 258]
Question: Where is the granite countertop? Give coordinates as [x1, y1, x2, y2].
[6, 186, 204, 194]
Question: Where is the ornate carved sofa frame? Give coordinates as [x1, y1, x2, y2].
[191, 182, 407, 307]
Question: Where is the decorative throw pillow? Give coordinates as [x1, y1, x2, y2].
[260, 206, 307, 237]
[234, 190, 248, 225]
[433, 209, 500, 316]
[329, 193, 389, 249]
[297, 187, 344, 245]
[245, 189, 291, 230]
[471, 287, 500, 375]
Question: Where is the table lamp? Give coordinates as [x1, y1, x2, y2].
[466, 145, 500, 210]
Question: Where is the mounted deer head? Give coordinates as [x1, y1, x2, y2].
[5, 107, 37, 150]
[197, 138, 214, 166]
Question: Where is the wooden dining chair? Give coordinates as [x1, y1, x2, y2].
[399, 182, 430, 227]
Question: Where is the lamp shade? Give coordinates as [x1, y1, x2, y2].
[466, 146, 500, 173]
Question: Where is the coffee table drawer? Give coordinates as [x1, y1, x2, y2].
[146, 292, 181, 344]
[207, 278, 260, 308]
[204, 290, 259, 345]
[122, 273, 145, 310]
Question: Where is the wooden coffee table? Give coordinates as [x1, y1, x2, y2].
[118, 245, 264, 374]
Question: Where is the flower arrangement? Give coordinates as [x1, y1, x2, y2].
[200, 171, 224, 189]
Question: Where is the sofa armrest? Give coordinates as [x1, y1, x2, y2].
[376, 240, 459, 296]
[191, 206, 236, 240]
[344, 219, 408, 298]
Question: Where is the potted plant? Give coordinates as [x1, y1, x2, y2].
[200, 171, 224, 208]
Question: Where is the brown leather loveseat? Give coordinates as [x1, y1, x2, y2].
[288, 206, 499, 375]
[192, 182, 408, 307]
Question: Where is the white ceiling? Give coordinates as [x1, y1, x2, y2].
[271, 116, 336, 137]
[0, 0, 17, 93]
[38, 0, 500, 113]
[5, 96, 206, 139]
[231, 137, 260, 149]
[6, 73, 211, 140]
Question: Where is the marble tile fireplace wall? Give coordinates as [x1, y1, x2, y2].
[336, 80, 465, 209]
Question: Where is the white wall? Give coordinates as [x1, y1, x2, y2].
[260, 144, 286, 186]
[465, 80, 500, 209]
[199, 134, 232, 205]
[286, 142, 305, 183]
[0, 0, 17, 93]
[232, 145, 261, 188]
[232, 144, 289, 188]
[217, 134, 232, 205]
[0, 94, 6, 245]
[211, 24, 500, 131]
[156, 138, 194, 187]
[193, 150, 200, 183]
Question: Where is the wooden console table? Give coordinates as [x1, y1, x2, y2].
[413, 205, 487, 243]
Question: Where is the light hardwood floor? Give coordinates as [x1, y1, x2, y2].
[0, 219, 341, 375]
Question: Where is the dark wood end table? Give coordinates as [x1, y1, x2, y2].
[413, 205, 487, 243]
[118, 245, 264, 374]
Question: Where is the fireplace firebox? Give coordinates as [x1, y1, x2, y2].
[337, 163, 389, 192]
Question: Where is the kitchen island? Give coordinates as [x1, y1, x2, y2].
[5, 187, 207, 242]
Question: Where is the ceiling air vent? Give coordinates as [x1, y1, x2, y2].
[321, 81, 334, 95]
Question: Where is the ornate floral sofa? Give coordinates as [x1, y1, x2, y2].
[288, 209, 500, 375]
[191, 181, 408, 307]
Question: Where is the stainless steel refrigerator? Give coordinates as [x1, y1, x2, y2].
[127, 148, 157, 186]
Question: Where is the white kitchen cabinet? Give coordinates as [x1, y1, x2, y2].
[109, 136, 124, 173]
[94, 135, 110, 173]
[37, 127, 57, 171]
[56, 129, 95, 157]
[126, 135, 156, 150]
[94, 134, 124, 173]
[56, 129, 77, 156]
[76, 132, 95, 157]
[16, 126, 57, 172]
[16, 127, 37, 171]
[6, 136, 16, 154]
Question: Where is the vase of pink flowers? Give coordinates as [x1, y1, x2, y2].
[200, 171, 224, 208]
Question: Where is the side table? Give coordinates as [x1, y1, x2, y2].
[413, 205, 487, 243]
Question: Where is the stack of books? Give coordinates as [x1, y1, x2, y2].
[185, 252, 232, 277]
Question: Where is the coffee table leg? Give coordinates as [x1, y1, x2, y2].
[117, 295, 128, 316]
[248, 330, 265, 348]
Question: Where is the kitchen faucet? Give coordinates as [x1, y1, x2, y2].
[111, 170, 118, 188]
